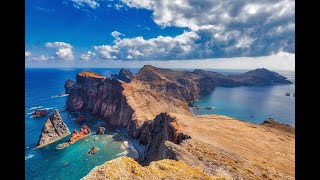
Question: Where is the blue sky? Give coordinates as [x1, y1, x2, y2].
[25, 0, 295, 70]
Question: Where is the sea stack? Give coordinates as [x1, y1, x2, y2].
[36, 109, 70, 148]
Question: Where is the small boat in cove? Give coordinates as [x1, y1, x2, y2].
[285, 93, 290, 96]
[204, 106, 215, 110]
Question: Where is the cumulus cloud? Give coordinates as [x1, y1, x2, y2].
[94, 31, 199, 60]
[25, 51, 32, 57]
[119, 0, 295, 58]
[80, 51, 96, 61]
[71, 0, 100, 9]
[45, 42, 74, 60]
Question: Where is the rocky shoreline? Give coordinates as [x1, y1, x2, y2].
[64, 65, 294, 179]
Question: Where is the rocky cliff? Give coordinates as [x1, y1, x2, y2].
[111, 68, 133, 83]
[36, 109, 70, 148]
[66, 66, 294, 179]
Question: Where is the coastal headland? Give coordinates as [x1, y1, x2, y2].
[63, 65, 294, 179]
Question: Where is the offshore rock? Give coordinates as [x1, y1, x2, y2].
[88, 146, 99, 155]
[32, 109, 49, 118]
[96, 127, 106, 135]
[36, 109, 70, 148]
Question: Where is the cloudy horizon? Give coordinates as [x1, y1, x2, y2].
[26, 0, 295, 70]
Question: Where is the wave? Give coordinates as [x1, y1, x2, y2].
[122, 140, 139, 159]
[51, 94, 69, 98]
[43, 107, 55, 110]
[116, 151, 128, 156]
[25, 154, 34, 160]
[29, 106, 43, 110]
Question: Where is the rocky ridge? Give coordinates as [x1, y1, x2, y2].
[66, 65, 294, 179]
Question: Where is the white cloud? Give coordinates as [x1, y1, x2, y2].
[25, 51, 32, 57]
[94, 31, 199, 60]
[111, 31, 124, 40]
[121, 0, 152, 9]
[80, 51, 96, 61]
[26, 55, 50, 61]
[45, 42, 74, 60]
[71, 0, 100, 9]
[120, 0, 295, 57]
[94, 45, 118, 59]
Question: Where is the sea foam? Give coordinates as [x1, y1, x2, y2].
[25, 154, 34, 160]
[29, 106, 43, 110]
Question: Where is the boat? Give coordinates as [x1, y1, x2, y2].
[204, 106, 215, 110]
[285, 93, 290, 96]
[269, 117, 275, 120]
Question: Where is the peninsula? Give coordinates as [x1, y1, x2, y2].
[64, 65, 294, 179]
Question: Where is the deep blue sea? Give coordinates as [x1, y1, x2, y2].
[25, 68, 295, 179]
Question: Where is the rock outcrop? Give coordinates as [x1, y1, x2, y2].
[69, 124, 91, 144]
[96, 127, 105, 135]
[36, 109, 70, 148]
[66, 66, 294, 179]
[32, 109, 49, 117]
[81, 156, 217, 180]
[261, 119, 295, 134]
[111, 69, 133, 83]
[88, 146, 99, 155]
[56, 124, 91, 150]
[64, 79, 76, 94]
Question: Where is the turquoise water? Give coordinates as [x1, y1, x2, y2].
[25, 68, 140, 180]
[25, 68, 295, 179]
[191, 70, 295, 126]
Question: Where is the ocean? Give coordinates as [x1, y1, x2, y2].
[25, 68, 295, 179]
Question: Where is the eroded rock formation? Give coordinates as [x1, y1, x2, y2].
[69, 124, 91, 144]
[36, 109, 70, 148]
[56, 124, 91, 150]
[111, 68, 133, 83]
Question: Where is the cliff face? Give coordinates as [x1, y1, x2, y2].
[111, 68, 133, 83]
[139, 113, 191, 164]
[64, 79, 75, 94]
[66, 77, 135, 132]
[36, 109, 70, 148]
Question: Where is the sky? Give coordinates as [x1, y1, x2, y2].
[25, 0, 295, 70]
